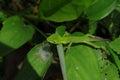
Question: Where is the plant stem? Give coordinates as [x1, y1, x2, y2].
[57, 44, 67, 80]
[23, 18, 47, 38]
[33, 26, 47, 38]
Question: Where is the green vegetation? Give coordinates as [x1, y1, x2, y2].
[0, 0, 120, 80]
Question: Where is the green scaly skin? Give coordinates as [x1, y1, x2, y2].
[47, 33, 101, 48]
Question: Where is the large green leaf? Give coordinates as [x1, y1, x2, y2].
[65, 44, 120, 80]
[39, 0, 97, 22]
[27, 42, 53, 79]
[85, 0, 117, 20]
[109, 36, 120, 54]
[39, 0, 71, 17]
[65, 45, 103, 80]
[0, 16, 35, 56]
[15, 42, 53, 80]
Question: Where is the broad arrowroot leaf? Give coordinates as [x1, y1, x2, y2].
[85, 0, 117, 20]
[65, 45, 103, 80]
[65, 44, 119, 80]
[0, 16, 35, 56]
[39, 0, 97, 22]
[27, 42, 53, 79]
[15, 42, 53, 80]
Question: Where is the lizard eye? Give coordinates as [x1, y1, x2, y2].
[51, 40, 57, 44]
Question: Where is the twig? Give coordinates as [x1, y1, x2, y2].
[69, 21, 81, 33]
[12, 0, 23, 10]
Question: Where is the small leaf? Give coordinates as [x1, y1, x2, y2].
[55, 25, 66, 36]
[85, 0, 116, 20]
[109, 37, 120, 54]
[27, 42, 53, 79]
[88, 21, 97, 34]
[106, 45, 120, 71]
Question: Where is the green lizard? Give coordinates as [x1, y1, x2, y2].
[47, 33, 101, 49]
[47, 33, 103, 80]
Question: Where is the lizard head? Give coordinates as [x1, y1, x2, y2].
[47, 34, 63, 44]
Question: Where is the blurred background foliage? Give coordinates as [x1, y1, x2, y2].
[0, 0, 120, 80]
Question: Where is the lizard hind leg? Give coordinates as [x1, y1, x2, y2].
[64, 42, 73, 53]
